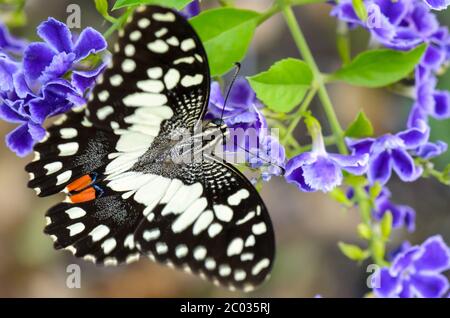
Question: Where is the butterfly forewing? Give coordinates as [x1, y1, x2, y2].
[25, 5, 275, 291]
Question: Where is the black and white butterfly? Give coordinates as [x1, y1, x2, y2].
[26, 5, 275, 291]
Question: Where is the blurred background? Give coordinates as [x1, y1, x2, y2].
[0, 0, 449, 297]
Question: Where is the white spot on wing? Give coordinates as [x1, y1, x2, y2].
[251, 258, 270, 276]
[153, 12, 176, 22]
[181, 38, 196, 51]
[60, 128, 77, 139]
[213, 205, 233, 222]
[227, 238, 244, 256]
[147, 40, 169, 53]
[89, 225, 110, 242]
[58, 142, 79, 156]
[56, 170, 72, 185]
[181, 74, 204, 87]
[44, 162, 63, 175]
[65, 207, 86, 219]
[164, 69, 180, 90]
[228, 189, 250, 206]
[67, 223, 85, 236]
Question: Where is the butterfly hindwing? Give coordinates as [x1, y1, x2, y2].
[129, 155, 275, 291]
[26, 110, 118, 196]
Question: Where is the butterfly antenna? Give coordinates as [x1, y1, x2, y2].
[219, 62, 241, 123]
[233, 143, 286, 176]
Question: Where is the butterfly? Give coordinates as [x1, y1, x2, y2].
[26, 5, 275, 292]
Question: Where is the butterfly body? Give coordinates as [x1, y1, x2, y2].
[26, 5, 275, 291]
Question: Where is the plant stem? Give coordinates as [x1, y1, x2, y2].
[280, 3, 347, 154]
[279, 1, 388, 267]
[103, 7, 135, 39]
[282, 86, 317, 144]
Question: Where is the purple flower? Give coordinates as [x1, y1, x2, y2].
[180, 1, 201, 19]
[248, 135, 286, 181]
[207, 78, 285, 180]
[373, 188, 416, 232]
[285, 117, 368, 192]
[374, 235, 450, 298]
[347, 186, 416, 232]
[0, 22, 26, 53]
[423, 0, 450, 10]
[208, 78, 264, 129]
[23, 18, 106, 90]
[0, 19, 107, 157]
[346, 122, 429, 185]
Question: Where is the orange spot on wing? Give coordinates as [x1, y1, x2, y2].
[67, 175, 92, 192]
[69, 187, 96, 203]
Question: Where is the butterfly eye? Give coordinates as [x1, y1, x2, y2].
[212, 118, 225, 126]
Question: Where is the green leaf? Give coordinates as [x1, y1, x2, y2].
[380, 212, 393, 240]
[357, 223, 372, 240]
[191, 8, 260, 76]
[247, 58, 313, 112]
[352, 0, 367, 21]
[345, 111, 374, 138]
[332, 44, 426, 88]
[338, 242, 368, 262]
[113, 0, 192, 10]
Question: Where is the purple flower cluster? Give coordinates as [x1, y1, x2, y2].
[0, 19, 107, 157]
[374, 235, 450, 298]
[332, 0, 449, 185]
[207, 78, 286, 181]
[332, 0, 450, 124]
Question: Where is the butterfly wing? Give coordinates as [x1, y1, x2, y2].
[26, 5, 211, 265]
[26, 5, 275, 290]
[133, 155, 275, 291]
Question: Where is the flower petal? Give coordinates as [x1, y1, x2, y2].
[301, 156, 342, 192]
[396, 122, 429, 149]
[23, 42, 56, 81]
[285, 152, 316, 192]
[414, 235, 450, 273]
[28, 121, 47, 141]
[391, 148, 418, 182]
[0, 22, 26, 53]
[5, 123, 35, 157]
[416, 141, 448, 159]
[423, 0, 450, 11]
[368, 150, 392, 185]
[345, 137, 374, 156]
[410, 273, 449, 298]
[373, 268, 402, 298]
[72, 27, 107, 61]
[72, 62, 106, 93]
[0, 54, 19, 91]
[421, 45, 445, 71]
[13, 72, 33, 99]
[329, 153, 369, 175]
[407, 104, 428, 129]
[390, 246, 422, 276]
[39, 52, 76, 83]
[432, 91, 450, 119]
[37, 18, 73, 53]
[0, 102, 26, 123]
